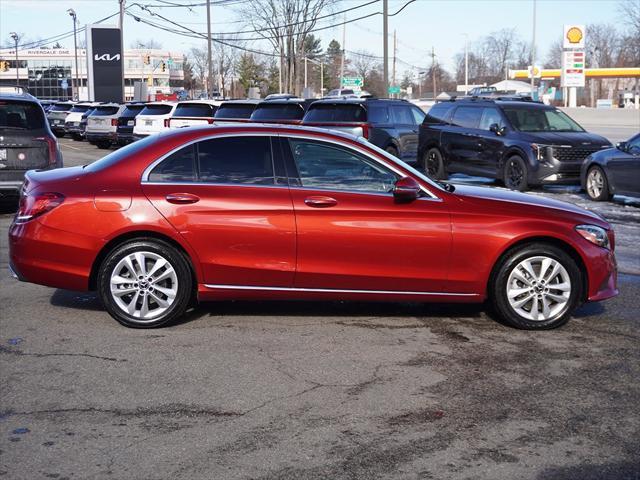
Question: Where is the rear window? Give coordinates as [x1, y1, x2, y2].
[69, 105, 92, 113]
[214, 104, 257, 119]
[451, 106, 482, 128]
[93, 106, 120, 116]
[174, 103, 216, 118]
[121, 105, 145, 117]
[251, 103, 304, 121]
[424, 103, 454, 125]
[140, 104, 174, 115]
[304, 104, 367, 123]
[50, 103, 73, 112]
[0, 100, 45, 129]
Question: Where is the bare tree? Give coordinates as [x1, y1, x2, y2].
[348, 50, 377, 85]
[130, 39, 163, 49]
[484, 28, 517, 80]
[189, 46, 209, 92]
[240, 0, 336, 94]
[543, 39, 563, 68]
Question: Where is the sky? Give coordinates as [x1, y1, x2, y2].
[0, 0, 629, 74]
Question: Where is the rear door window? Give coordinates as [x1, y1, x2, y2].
[478, 107, 504, 130]
[0, 101, 45, 129]
[411, 107, 426, 125]
[424, 103, 453, 125]
[197, 136, 274, 185]
[174, 103, 216, 117]
[451, 106, 482, 128]
[148, 145, 196, 182]
[304, 104, 367, 122]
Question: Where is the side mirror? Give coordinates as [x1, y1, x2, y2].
[490, 123, 506, 136]
[393, 177, 421, 202]
[616, 141, 627, 152]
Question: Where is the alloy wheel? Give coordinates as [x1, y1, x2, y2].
[505, 159, 524, 188]
[426, 151, 440, 177]
[586, 168, 604, 199]
[110, 251, 178, 322]
[506, 255, 572, 321]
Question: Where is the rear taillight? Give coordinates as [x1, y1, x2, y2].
[111, 118, 118, 126]
[16, 192, 65, 223]
[360, 123, 370, 139]
[164, 118, 170, 127]
[36, 136, 58, 166]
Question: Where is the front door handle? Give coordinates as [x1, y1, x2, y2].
[304, 196, 338, 208]
[165, 193, 200, 204]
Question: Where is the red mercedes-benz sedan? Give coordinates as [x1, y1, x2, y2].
[8, 125, 617, 329]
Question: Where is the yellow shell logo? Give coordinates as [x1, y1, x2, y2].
[566, 27, 583, 44]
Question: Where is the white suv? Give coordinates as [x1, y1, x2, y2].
[169, 100, 221, 128]
[133, 102, 177, 139]
[86, 103, 125, 149]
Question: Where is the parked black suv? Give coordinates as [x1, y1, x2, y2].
[0, 90, 62, 203]
[116, 102, 146, 146]
[418, 98, 612, 190]
[250, 98, 315, 124]
[302, 98, 426, 163]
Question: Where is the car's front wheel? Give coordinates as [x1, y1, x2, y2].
[491, 243, 582, 329]
[423, 148, 446, 180]
[503, 155, 529, 191]
[585, 165, 612, 201]
[97, 239, 194, 328]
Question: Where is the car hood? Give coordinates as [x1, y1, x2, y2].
[451, 184, 609, 227]
[515, 131, 612, 147]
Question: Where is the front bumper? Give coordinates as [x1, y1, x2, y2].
[583, 240, 618, 302]
[530, 158, 584, 185]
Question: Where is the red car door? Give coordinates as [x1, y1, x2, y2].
[142, 135, 296, 287]
[282, 137, 452, 293]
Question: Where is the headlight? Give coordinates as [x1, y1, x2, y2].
[531, 143, 553, 162]
[575, 224, 610, 249]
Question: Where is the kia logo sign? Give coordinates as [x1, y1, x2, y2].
[94, 53, 121, 61]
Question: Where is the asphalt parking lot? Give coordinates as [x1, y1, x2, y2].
[1, 135, 639, 479]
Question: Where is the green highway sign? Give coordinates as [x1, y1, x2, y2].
[341, 76, 363, 89]
[388, 86, 400, 94]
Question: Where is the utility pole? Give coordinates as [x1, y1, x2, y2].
[431, 47, 437, 100]
[10, 32, 19, 85]
[530, 0, 536, 94]
[392, 30, 396, 97]
[382, 0, 388, 96]
[119, 0, 125, 102]
[463, 33, 468, 94]
[206, 0, 213, 98]
[340, 13, 346, 89]
[68, 10, 79, 101]
[304, 56, 308, 89]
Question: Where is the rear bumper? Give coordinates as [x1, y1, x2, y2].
[86, 132, 115, 144]
[65, 123, 84, 135]
[0, 178, 24, 197]
[116, 132, 137, 145]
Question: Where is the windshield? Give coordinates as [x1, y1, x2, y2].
[251, 103, 304, 121]
[503, 107, 585, 132]
[304, 104, 367, 123]
[140, 104, 174, 116]
[214, 104, 256, 119]
[0, 100, 45, 129]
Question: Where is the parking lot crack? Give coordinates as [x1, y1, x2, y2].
[0, 345, 125, 362]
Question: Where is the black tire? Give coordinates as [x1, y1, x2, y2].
[53, 131, 65, 138]
[503, 155, 529, 191]
[71, 134, 83, 141]
[97, 141, 111, 149]
[97, 239, 194, 328]
[490, 243, 583, 330]
[585, 165, 612, 201]
[423, 147, 446, 180]
[385, 145, 400, 158]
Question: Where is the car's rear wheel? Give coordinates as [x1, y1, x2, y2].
[503, 155, 528, 191]
[491, 243, 582, 330]
[423, 148, 446, 180]
[585, 165, 612, 201]
[96, 141, 111, 149]
[71, 134, 83, 141]
[98, 239, 193, 328]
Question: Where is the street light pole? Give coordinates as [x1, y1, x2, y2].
[530, 0, 536, 94]
[206, 0, 213, 98]
[67, 9, 79, 101]
[463, 33, 468, 94]
[382, 0, 388, 96]
[10, 32, 19, 85]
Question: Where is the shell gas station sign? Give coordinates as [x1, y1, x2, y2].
[563, 25, 585, 49]
[561, 25, 586, 88]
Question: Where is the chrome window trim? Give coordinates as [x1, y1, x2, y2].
[204, 283, 478, 297]
[139, 130, 441, 201]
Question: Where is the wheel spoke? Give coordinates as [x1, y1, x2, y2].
[149, 291, 169, 308]
[538, 258, 552, 281]
[512, 293, 534, 308]
[546, 292, 568, 303]
[541, 296, 551, 318]
[530, 296, 540, 320]
[147, 258, 167, 279]
[512, 269, 532, 286]
[123, 256, 137, 278]
[521, 260, 537, 280]
[139, 294, 149, 318]
[126, 291, 140, 315]
[549, 282, 571, 292]
[508, 287, 531, 299]
[153, 285, 177, 299]
[134, 252, 147, 276]
[111, 275, 133, 285]
[112, 286, 137, 296]
[152, 268, 174, 284]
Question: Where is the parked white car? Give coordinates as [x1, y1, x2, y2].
[133, 102, 177, 138]
[86, 103, 125, 149]
[168, 100, 222, 128]
[64, 102, 99, 140]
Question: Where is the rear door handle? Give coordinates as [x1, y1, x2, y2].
[304, 196, 338, 208]
[165, 193, 200, 204]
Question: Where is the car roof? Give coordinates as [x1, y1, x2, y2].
[219, 99, 261, 105]
[144, 101, 176, 106]
[176, 99, 222, 106]
[0, 92, 39, 102]
[310, 97, 407, 105]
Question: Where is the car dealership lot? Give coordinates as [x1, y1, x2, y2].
[1, 136, 639, 479]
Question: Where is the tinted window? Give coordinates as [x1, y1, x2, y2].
[69, 105, 92, 113]
[214, 104, 256, 119]
[390, 105, 414, 124]
[251, 103, 304, 121]
[140, 104, 174, 116]
[148, 145, 196, 182]
[174, 103, 216, 117]
[627, 134, 640, 154]
[197, 136, 274, 185]
[478, 107, 504, 130]
[304, 104, 367, 122]
[93, 106, 120, 116]
[288, 139, 398, 193]
[50, 103, 73, 112]
[0, 100, 45, 129]
[451, 106, 482, 128]
[368, 105, 389, 124]
[502, 107, 584, 132]
[121, 105, 145, 117]
[411, 107, 426, 125]
[424, 103, 453, 125]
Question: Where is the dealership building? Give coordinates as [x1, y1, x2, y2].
[0, 47, 184, 101]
